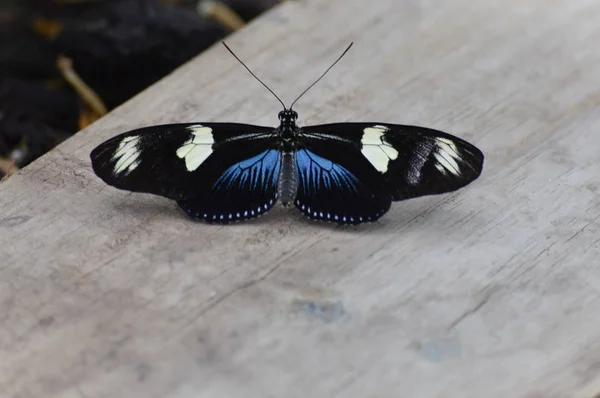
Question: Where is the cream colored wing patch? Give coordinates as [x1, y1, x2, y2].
[361, 125, 398, 173]
[434, 137, 461, 176]
[112, 136, 141, 175]
[176, 125, 214, 172]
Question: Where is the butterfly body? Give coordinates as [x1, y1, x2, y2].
[274, 110, 300, 207]
[91, 108, 484, 225]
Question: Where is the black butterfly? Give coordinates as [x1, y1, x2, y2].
[91, 43, 484, 225]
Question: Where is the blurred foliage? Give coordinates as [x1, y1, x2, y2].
[0, 0, 281, 177]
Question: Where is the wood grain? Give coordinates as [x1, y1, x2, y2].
[2, 0, 600, 397]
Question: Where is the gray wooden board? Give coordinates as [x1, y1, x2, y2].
[1, 0, 600, 396]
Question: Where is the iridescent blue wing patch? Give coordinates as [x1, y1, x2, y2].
[177, 149, 281, 223]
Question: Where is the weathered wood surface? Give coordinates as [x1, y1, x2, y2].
[2, 0, 600, 396]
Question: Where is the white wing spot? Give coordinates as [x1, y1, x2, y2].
[361, 125, 398, 173]
[112, 136, 141, 175]
[435, 137, 461, 176]
[176, 125, 214, 171]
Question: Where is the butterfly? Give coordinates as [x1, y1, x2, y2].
[91, 42, 484, 225]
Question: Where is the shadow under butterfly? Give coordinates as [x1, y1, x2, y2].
[90, 42, 484, 225]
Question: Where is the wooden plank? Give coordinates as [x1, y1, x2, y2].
[2, 0, 600, 396]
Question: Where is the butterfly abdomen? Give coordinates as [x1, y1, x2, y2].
[278, 152, 297, 206]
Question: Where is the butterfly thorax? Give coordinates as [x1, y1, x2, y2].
[277, 109, 299, 143]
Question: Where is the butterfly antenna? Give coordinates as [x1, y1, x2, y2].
[289, 42, 354, 110]
[222, 42, 287, 109]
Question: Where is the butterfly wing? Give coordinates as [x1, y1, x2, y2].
[294, 147, 392, 224]
[91, 123, 282, 223]
[295, 123, 484, 224]
[176, 147, 282, 223]
[293, 127, 392, 225]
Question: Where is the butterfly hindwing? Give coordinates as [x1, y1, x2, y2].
[294, 148, 392, 224]
[177, 148, 281, 223]
[295, 123, 484, 224]
[294, 129, 392, 224]
[91, 123, 282, 223]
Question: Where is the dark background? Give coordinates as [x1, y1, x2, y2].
[0, 0, 280, 176]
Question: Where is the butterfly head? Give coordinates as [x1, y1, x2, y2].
[278, 109, 298, 124]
